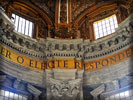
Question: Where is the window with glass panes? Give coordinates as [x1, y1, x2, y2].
[93, 14, 118, 39]
[105, 90, 133, 100]
[11, 13, 34, 37]
[0, 89, 27, 100]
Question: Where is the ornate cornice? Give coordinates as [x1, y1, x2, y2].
[0, 8, 133, 61]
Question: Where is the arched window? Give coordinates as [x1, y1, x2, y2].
[93, 14, 118, 39]
[11, 13, 34, 37]
[2, 1, 53, 39]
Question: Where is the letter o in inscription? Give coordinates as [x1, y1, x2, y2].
[17, 56, 24, 64]
[102, 59, 109, 66]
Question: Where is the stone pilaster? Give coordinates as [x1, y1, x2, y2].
[76, 70, 84, 100]
[45, 69, 53, 100]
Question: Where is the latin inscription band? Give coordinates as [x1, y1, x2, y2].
[0, 44, 132, 72]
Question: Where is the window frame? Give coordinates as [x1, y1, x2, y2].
[11, 13, 34, 37]
[93, 14, 119, 40]
[10, 10, 36, 38]
[0, 89, 28, 100]
[104, 90, 132, 100]
[87, 11, 120, 41]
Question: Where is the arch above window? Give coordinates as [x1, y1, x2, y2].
[72, 1, 130, 40]
[2, 0, 54, 39]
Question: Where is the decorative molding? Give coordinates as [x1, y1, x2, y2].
[90, 84, 105, 97]
[0, 11, 132, 60]
[0, 8, 133, 72]
[48, 78, 82, 100]
[27, 84, 42, 96]
[0, 2, 132, 100]
[0, 6, 132, 62]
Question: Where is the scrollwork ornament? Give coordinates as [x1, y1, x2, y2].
[48, 78, 81, 100]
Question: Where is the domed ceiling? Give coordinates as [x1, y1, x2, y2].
[0, 0, 132, 40]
